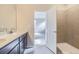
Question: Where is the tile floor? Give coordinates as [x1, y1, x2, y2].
[24, 45, 54, 54]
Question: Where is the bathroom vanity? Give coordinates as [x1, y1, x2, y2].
[0, 32, 27, 54]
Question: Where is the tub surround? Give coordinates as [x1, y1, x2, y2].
[57, 5, 79, 50]
[0, 32, 27, 49]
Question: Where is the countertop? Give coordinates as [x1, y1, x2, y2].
[0, 32, 27, 48]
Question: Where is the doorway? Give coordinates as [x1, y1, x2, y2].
[34, 11, 46, 46]
[33, 8, 56, 54]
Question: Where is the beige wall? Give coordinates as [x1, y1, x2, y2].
[56, 5, 67, 43]
[65, 5, 79, 49]
[16, 5, 34, 40]
[0, 5, 16, 32]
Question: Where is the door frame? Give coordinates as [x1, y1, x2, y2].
[45, 7, 57, 54]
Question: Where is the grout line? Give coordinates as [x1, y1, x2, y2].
[46, 46, 55, 54]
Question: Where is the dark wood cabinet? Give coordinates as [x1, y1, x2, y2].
[23, 33, 27, 49]
[0, 32, 27, 54]
[0, 38, 19, 54]
[9, 44, 19, 54]
[20, 40, 24, 54]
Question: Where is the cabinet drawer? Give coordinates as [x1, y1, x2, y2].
[0, 39, 19, 54]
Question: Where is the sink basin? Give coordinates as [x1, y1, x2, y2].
[0, 32, 16, 39]
[0, 32, 7, 35]
[0, 32, 7, 39]
[0, 35, 7, 39]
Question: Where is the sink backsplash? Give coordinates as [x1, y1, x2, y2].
[0, 28, 7, 32]
[0, 28, 16, 35]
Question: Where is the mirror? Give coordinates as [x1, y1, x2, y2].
[0, 4, 17, 34]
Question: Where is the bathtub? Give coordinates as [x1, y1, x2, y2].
[57, 42, 79, 54]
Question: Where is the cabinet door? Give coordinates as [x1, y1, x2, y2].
[9, 44, 19, 54]
[0, 39, 19, 54]
[20, 33, 27, 49]
[20, 40, 24, 54]
[23, 34, 27, 49]
[0, 5, 17, 32]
